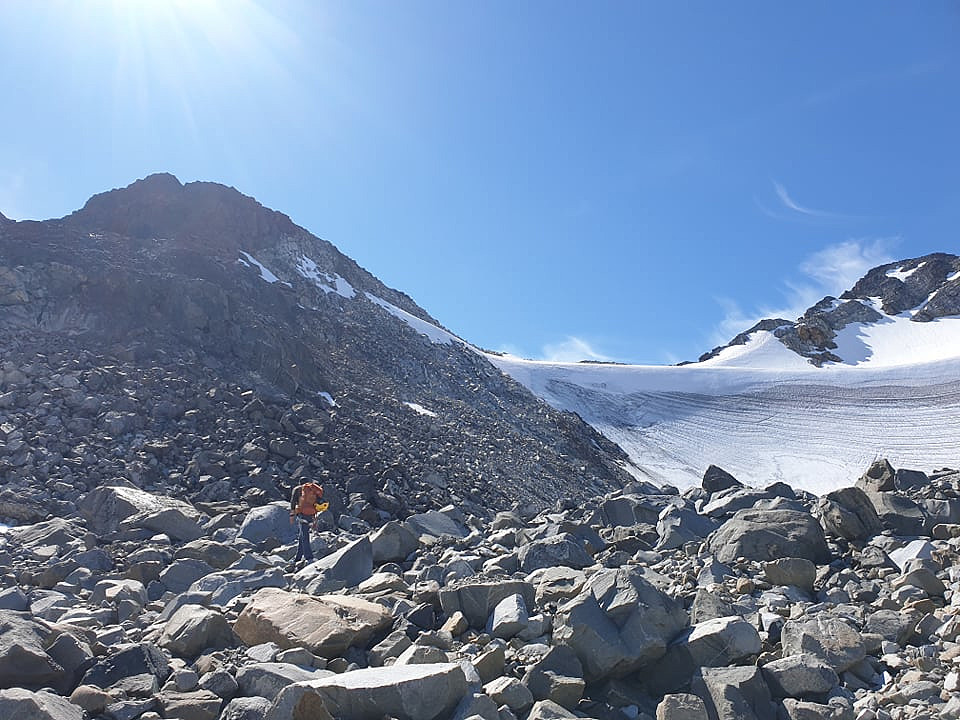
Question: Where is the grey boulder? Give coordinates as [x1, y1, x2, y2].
[265, 662, 467, 720]
[707, 509, 830, 564]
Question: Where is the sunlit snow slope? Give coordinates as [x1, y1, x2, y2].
[486, 298, 960, 495]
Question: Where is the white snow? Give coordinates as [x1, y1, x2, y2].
[238, 251, 282, 284]
[404, 402, 438, 418]
[886, 262, 925, 281]
[486, 314, 960, 495]
[319, 392, 337, 407]
[365, 293, 459, 345]
[296, 255, 356, 299]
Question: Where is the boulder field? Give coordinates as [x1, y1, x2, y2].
[1, 459, 959, 720]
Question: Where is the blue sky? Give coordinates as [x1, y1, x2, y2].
[1, 2, 958, 364]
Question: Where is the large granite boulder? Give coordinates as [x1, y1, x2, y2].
[691, 665, 776, 720]
[707, 509, 830, 564]
[292, 537, 373, 595]
[518, 534, 593, 573]
[553, 566, 687, 682]
[159, 605, 235, 658]
[0, 687, 83, 720]
[233, 588, 392, 658]
[78, 485, 204, 539]
[817, 487, 883, 540]
[237, 503, 297, 546]
[780, 615, 866, 673]
[0, 611, 63, 691]
[439, 580, 536, 629]
[264, 663, 467, 720]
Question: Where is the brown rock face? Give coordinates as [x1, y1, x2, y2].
[233, 588, 392, 658]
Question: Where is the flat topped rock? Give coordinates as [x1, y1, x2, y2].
[265, 662, 467, 720]
[707, 509, 830, 564]
[233, 589, 392, 659]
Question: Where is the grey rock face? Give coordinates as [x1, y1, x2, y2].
[235, 662, 331, 701]
[761, 653, 839, 699]
[691, 665, 776, 720]
[817, 486, 882, 541]
[158, 605, 235, 658]
[518, 534, 593, 573]
[0, 687, 84, 720]
[293, 536, 373, 595]
[708, 509, 830, 564]
[553, 567, 687, 682]
[265, 662, 467, 720]
[780, 615, 866, 673]
[0, 611, 63, 691]
[439, 580, 536, 629]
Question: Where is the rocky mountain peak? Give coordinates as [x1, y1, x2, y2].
[67, 173, 298, 254]
[702, 252, 960, 366]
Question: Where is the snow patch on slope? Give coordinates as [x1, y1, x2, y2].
[829, 301, 960, 366]
[238, 251, 282, 284]
[365, 293, 459, 345]
[296, 255, 356, 298]
[886, 262, 925, 281]
[404, 402, 438, 417]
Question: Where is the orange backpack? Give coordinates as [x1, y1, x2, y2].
[294, 483, 324, 516]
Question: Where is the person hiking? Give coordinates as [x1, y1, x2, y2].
[289, 480, 325, 567]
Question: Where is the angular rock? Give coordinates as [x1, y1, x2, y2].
[156, 689, 223, 720]
[0, 687, 83, 720]
[553, 567, 687, 682]
[483, 676, 533, 714]
[817, 487, 882, 541]
[646, 616, 761, 694]
[761, 653, 839, 699]
[702, 465, 742, 494]
[233, 588, 392, 658]
[656, 506, 719, 551]
[81, 643, 170, 689]
[486, 593, 528, 639]
[221, 696, 272, 720]
[780, 615, 866, 673]
[707, 509, 830, 564]
[691, 665, 775, 720]
[78, 485, 202, 537]
[265, 662, 467, 720]
[656, 693, 709, 720]
[404, 510, 468, 539]
[0, 611, 63, 691]
[521, 645, 585, 709]
[159, 605, 235, 658]
[237, 503, 297, 546]
[439, 580, 536, 629]
[370, 521, 419, 565]
[236, 662, 331, 701]
[518, 534, 592, 573]
[763, 558, 816, 591]
[292, 537, 373, 595]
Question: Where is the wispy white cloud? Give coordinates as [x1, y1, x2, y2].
[710, 238, 899, 347]
[541, 337, 614, 363]
[498, 336, 615, 363]
[773, 181, 834, 217]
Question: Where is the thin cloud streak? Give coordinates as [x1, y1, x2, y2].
[773, 181, 836, 218]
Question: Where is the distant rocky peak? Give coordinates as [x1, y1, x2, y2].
[841, 252, 960, 317]
[67, 172, 299, 253]
[700, 252, 960, 366]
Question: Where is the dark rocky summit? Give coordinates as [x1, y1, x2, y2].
[0, 173, 634, 525]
